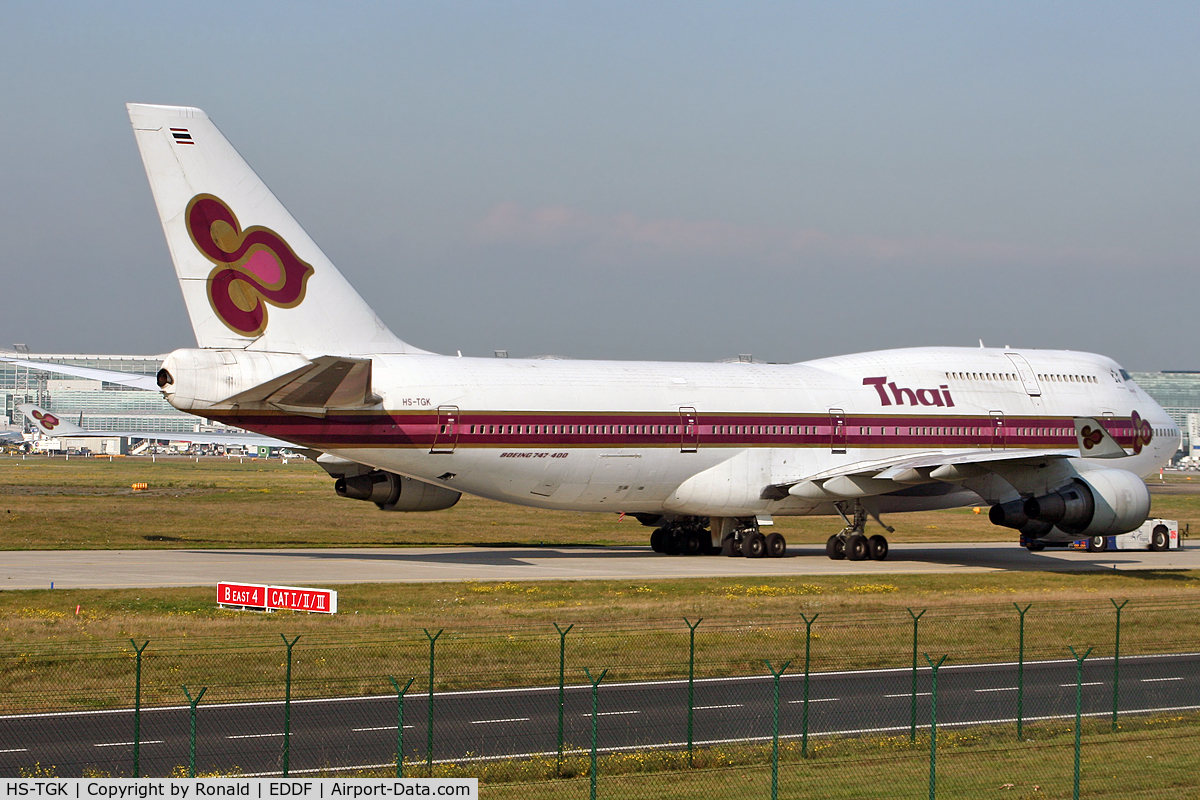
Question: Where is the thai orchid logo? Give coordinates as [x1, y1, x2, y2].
[1130, 410, 1153, 455]
[185, 194, 314, 337]
[1079, 425, 1105, 451]
[31, 410, 60, 431]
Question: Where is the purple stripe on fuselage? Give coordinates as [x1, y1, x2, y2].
[204, 410, 1144, 452]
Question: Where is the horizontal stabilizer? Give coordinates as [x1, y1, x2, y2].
[0, 357, 160, 391]
[220, 356, 379, 415]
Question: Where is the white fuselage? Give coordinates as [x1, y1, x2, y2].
[184, 346, 1179, 519]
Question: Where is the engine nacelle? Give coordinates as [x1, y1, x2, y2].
[1021, 469, 1150, 536]
[335, 470, 461, 512]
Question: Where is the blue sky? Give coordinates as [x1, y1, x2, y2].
[2, 2, 1197, 368]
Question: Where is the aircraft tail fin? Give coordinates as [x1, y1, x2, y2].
[18, 404, 88, 437]
[126, 103, 428, 357]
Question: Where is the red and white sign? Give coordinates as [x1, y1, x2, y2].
[217, 582, 337, 614]
[267, 584, 338, 613]
[217, 582, 267, 608]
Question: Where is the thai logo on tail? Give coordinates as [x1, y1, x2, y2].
[185, 194, 314, 337]
[31, 410, 60, 431]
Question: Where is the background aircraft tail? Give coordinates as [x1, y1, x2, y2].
[18, 404, 87, 437]
[127, 103, 428, 357]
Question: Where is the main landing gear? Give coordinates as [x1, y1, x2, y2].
[648, 516, 787, 558]
[825, 503, 891, 561]
[649, 519, 718, 556]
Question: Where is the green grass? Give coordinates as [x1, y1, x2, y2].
[3, 570, 1199, 711]
[470, 718, 1200, 799]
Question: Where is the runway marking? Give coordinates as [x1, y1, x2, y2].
[583, 711, 640, 717]
[885, 692, 930, 698]
[471, 718, 530, 725]
[1060, 682, 1104, 688]
[352, 725, 414, 732]
[975, 687, 1019, 693]
[254, 703, 1200, 777]
[695, 704, 743, 710]
[95, 740, 162, 748]
[789, 698, 839, 703]
[1142, 677, 1183, 683]
[0, 749, 28, 753]
[226, 733, 285, 739]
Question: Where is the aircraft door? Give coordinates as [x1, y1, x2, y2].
[430, 405, 460, 454]
[990, 411, 1005, 451]
[1004, 353, 1042, 397]
[679, 407, 699, 453]
[829, 408, 847, 454]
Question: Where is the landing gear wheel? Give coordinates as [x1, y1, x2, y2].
[867, 534, 889, 561]
[826, 535, 845, 560]
[845, 534, 869, 561]
[765, 532, 786, 558]
[682, 531, 704, 556]
[1025, 540, 1045, 551]
[664, 530, 683, 555]
[649, 529, 666, 553]
[743, 531, 767, 558]
[722, 535, 741, 557]
[1150, 525, 1170, 552]
[1087, 535, 1108, 553]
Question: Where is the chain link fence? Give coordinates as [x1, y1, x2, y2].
[3, 597, 1199, 797]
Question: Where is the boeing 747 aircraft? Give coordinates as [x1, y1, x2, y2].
[123, 103, 1178, 561]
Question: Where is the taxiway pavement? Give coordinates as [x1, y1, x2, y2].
[1, 542, 1196, 590]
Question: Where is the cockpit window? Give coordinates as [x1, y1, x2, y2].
[1119, 368, 1132, 381]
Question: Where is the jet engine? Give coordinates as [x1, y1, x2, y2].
[990, 468, 1150, 537]
[335, 470, 461, 512]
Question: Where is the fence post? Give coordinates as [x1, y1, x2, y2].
[553, 622, 573, 776]
[1068, 645, 1094, 800]
[684, 617, 702, 767]
[907, 608, 926, 742]
[423, 628, 443, 777]
[766, 659, 791, 800]
[181, 685, 207, 778]
[800, 613, 819, 757]
[1110, 599, 1128, 732]
[583, 667, 608, 800]
[1014, 603, 1031, 740]
[130, 639, 149, 778]
[388, 676, 416, 778]
[923, 654, 948, 800]
[280, 634, 300, 776]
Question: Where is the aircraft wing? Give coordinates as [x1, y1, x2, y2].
[776, 448, 1075, 501]
[772, 416, 1130, 504]
[0, 357, 161, 391]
